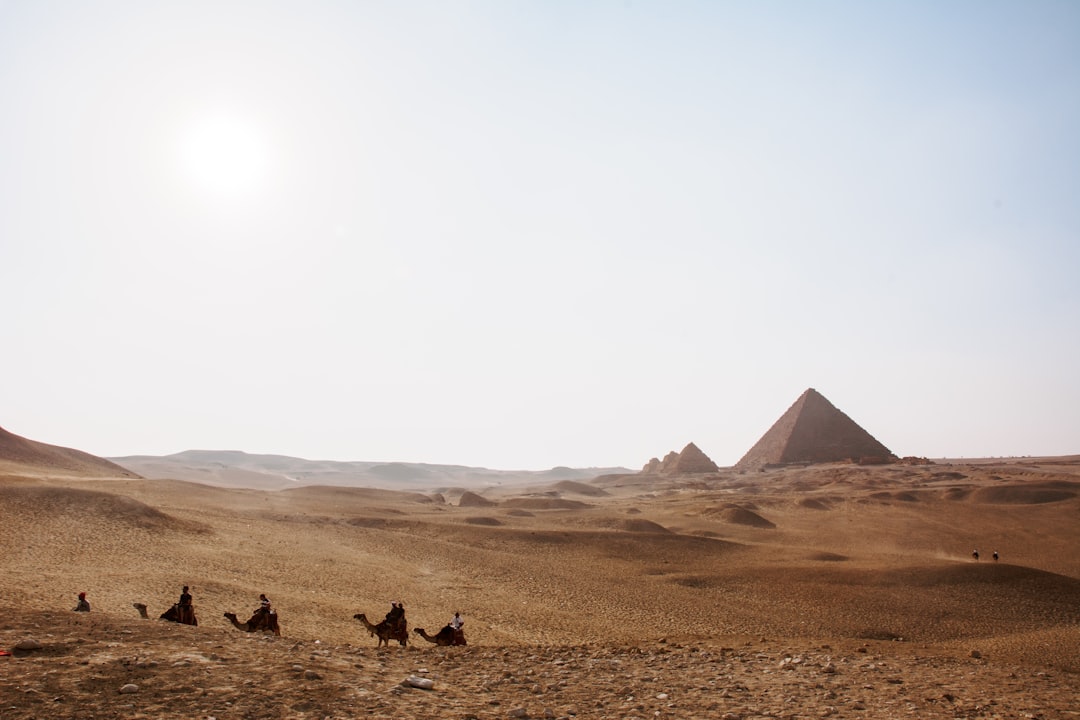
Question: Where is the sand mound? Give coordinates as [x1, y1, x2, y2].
[551, 480, 609, 497]
[593, 517, 673, 533]
[283, 485, 434, 505]
[0, 426, 139, 478]
[458, 491, 496, 507]
[464, 516, 503, 526]
[619, 519, 672, 533]
[704, 504, 776, 528]
[500, 498, 591, 510]
[0, 485, 197, 532]
[970, 484, 1077, 504]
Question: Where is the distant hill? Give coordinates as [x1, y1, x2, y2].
[109, 449, 632, 491]
[0, 425, 140, 478]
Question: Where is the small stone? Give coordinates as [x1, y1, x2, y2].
[303, 670, 321, 680]
[508, 708, 528, 719]
[970, 650, 982, 659]
[404, 675, 434, 690]
[14, 639, 42, 651]
[119, 684, 139, 694]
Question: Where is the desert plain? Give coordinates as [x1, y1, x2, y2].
[2, 440, 1080, 719]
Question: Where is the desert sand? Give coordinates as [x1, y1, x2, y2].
[2, 447, 1080, 718]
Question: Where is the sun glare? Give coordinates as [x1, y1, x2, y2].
[179, 113, 269, 196]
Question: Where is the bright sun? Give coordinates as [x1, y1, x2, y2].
[179, 113, 269, 196]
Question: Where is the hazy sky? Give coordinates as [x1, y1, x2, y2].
[3, 1, 1078, 470]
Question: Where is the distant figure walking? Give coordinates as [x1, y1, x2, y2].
[992, 550, 999, 562]
[73, 592, 90, 612]
[972, 549, 980, 561]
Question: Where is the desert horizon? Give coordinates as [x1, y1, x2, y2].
[3, 421, 1080, 719]
[7, 2, 1079, 717]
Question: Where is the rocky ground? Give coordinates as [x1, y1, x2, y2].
[3, 608, 1079, 720]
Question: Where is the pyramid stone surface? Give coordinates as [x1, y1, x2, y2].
[735, 389, 893, 470]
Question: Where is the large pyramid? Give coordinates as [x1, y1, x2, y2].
[734, 389, 894, 470]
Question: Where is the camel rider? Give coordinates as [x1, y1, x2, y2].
[257, 593, 272, 616]
[386, 601, 405, 632]
[73, 592, 90, 612]
[177, 585, 194, 624]
[449, 611, 464, 642]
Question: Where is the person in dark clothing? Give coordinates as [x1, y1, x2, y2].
[73, 592, 90, 612]
[385, 601, 406, 634]
[177, 585, 195, 625]
[256, 593, 272, 616]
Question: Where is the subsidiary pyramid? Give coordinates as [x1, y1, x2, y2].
[641, 442, 720, 475]
[734, 389, 894, 469]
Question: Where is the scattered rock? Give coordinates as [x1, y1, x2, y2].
[403, 675, 434, 690]
[14, 639, 42, 651]
[119, 684, 139, 694]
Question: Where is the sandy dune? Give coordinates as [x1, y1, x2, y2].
[2, 455, 1080, 718]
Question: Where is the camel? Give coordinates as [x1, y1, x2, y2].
[413, 625, 467, 646]
[353, 613, 408, 647]
[224, 610, 281, 636]
[133, 602, 198, 626]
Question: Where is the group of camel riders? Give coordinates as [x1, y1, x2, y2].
[383, 601, 465, 644]
[73, 588, 464, 643]
[73, 586, 276, 629]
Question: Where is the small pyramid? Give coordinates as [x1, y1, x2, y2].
[642, 442, 719, 475]
[735, 389, 894, 470]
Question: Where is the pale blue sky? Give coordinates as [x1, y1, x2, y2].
[2, 1, 1078, 469]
